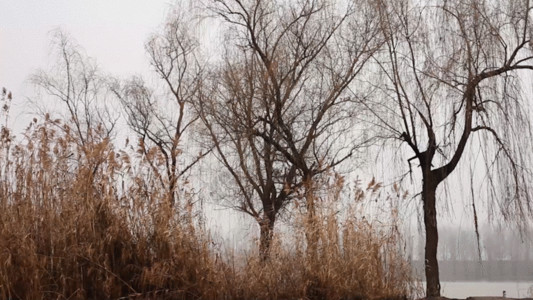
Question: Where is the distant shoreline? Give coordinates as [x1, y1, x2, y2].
[411, 260, 533, 281]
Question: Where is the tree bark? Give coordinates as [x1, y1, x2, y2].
[259, 214, 275, 261]
[423, 175, 440, 297]
[304, 177, 318, 261]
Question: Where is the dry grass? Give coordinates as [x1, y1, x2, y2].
[221, 175, 415, 300]
[0, 114, 414, 299]
[224, 216, 413, 300]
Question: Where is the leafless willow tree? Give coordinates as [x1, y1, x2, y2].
[32, 30, 117, 147]
[372, 0, 533, 296]
[31, 30, 119, 195]
[196, 50, 298, 260]
[205, 0, 383, 259]
[111, 16, 209, 208]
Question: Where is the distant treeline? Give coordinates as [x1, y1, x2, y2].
[412, 260, 533, 281]
[407, 226, 533, 262]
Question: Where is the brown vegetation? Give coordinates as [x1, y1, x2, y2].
[0, 89, 414, 299]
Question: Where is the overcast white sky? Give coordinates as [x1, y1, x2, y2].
[0, 0, 176, 121]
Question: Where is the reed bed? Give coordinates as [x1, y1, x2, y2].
[0, 115, 414, 299]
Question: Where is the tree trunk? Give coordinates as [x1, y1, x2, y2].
[304, 178, 318, 261]
[259, 214, 275, 261]
[423, 176, 441, 297]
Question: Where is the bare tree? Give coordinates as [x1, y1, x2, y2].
[199, 0, 383, 259]
[111, 16, 209, 208]
[31, 30, 119, 194]
[196, 51, 298, 260]
[209, 0, 383, 259]
[372, 0, 533, 296]
[32, 30, 117, 147]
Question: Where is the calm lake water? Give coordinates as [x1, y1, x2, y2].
[424, 282, 533, 298]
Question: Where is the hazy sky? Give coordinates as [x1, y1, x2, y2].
[1, 0, 176, 121]
[0, 0, 256, 246]
[1, 1, 531, 247]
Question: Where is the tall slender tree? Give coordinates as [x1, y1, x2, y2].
[32, 30, 117, 147]
[111, 15, 209, 208]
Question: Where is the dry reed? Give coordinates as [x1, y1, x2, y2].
[0, 110, 414, 299]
